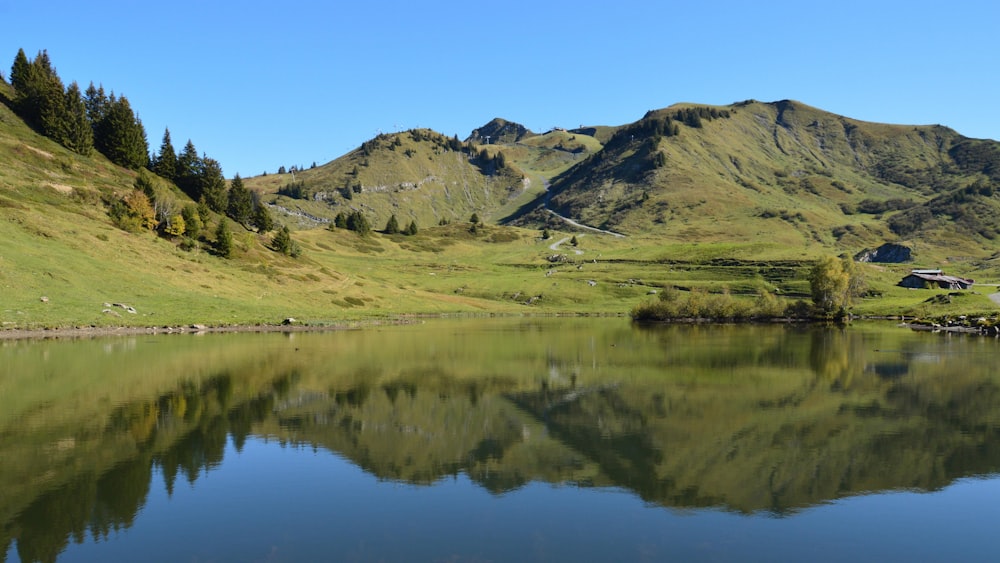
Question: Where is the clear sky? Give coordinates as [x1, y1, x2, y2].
[3, 0, 998, 178]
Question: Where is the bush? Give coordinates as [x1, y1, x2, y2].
[179, 237, 198, 252]
[630, 287, 789, 322]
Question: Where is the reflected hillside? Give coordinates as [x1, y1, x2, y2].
[3, 320, 1000, 561]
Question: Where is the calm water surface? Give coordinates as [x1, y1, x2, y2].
[2, 318, 999, 562]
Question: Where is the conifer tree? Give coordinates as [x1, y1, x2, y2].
[215, 219, 233, 258]
[227, 174, 254, 227]
[9, 48, 30, 94]
[60, 82, 93, 155]
[134, 169, 156, 200]
[11, 50, 68, 140]
[153, 128, 177, 180]
[334, 212, 348, 229]
[199, 156, 228, 212]
[346, 211, 371, 235]
[84, 82, 108, 128]
[175, 140, 202, 199]
[272, 225, 292, 254]
[181, 204, 202, 240]
[94, 95, 148, 170]
[33, 52, 67, 141]
[251, 201, 274, 233]
[384, 214, 400, 234]
[405, 220, 418, 236]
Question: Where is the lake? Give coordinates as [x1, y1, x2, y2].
[2, 318, 999, 562]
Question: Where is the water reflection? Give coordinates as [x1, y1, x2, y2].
[2, 320, 1000, 561]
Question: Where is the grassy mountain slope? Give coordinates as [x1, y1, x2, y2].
[242, 121, 607, 230]
[3, 74, 1000, 329]
[0, 85, 617, 328]
[531, 100, 1000, 265]
[244, 128, 527, 229]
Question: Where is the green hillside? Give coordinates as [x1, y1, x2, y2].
[531, 100, 1000, 267]
[4, 56, 1000, 330]
[241, 120, 607, 231]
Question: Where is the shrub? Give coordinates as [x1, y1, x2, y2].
[630, 287, 789, 322]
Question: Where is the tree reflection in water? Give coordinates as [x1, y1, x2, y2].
[3, 323, 1000, 561]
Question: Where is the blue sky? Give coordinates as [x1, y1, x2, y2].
[3, 0, 998, 178]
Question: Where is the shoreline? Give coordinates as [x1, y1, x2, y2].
[0, 321, 394, 341]
[1, 314, 987, 342]
[0, 313, 601, 341]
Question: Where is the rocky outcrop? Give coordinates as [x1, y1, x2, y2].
[855, 243, 912, 263]
[467, 118, 534, 144]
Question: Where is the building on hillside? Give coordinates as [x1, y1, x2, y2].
[898, 269, 974, 290]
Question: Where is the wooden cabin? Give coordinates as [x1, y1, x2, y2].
[898, 269, 974, 290]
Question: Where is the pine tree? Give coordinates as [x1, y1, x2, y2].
[346, 211, 371, 235]
[384, 214, 400, 234]
[334, 212, 348, 229]
[60, 82, 93, 155]
[215, 219, 233, 258]
[470, 212, 480, 224]
[197, 197, 211, 225]
[9, 49, 30, 94]
[84, 82, 108, 128]
[153, 128, 177, 180]
[95, 95, 148, 170]
[33, 52, 68, 141]
[272, 225, 293, 254]
[199, 156, 228, 212]
[227, 174, 254, 226]
[181, 204, 202, 240]
[134, 169, 156, 199]
[251, 201, 274, 233]
[175, 140, 202, 199]
[405, 220, 418, 236]
[12, 50, 69, 141]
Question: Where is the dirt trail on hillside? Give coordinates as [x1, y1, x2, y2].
[542, 179, 626, 238]
[549, 236, 584, 255]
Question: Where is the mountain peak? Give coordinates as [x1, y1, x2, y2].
[466, 118, 534, 144]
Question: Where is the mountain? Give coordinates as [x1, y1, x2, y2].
[244, 128, 526, 229]
[5, 63, 1000, 329]
[514, 100, 1000, 259]
[256, 99, 1000, 264]
[465, 118, 535, 145]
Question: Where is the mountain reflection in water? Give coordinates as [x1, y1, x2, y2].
[2, 319, 999, 561]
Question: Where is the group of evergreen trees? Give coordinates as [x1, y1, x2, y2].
[382, 214, 418, 236]
[328, 210, 418, 237]
[9, 49, 148, 168]
[7, 49, 288, 258]
[331, 210, 372, 235]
